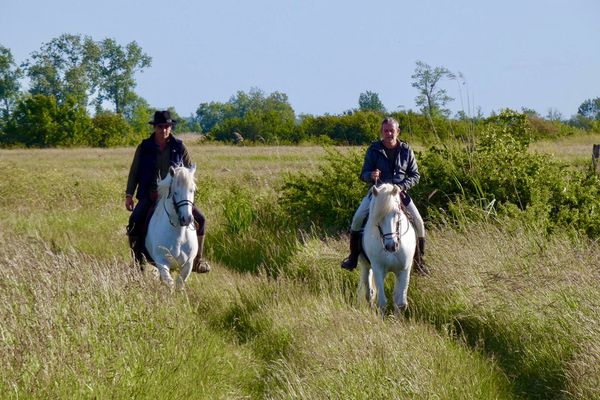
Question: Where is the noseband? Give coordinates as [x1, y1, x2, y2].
[377, 214, 401, 243]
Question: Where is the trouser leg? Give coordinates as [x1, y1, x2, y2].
[127, 198, 152, 266]
[192, 206, 211, 273]
[402, 194, 429, 275]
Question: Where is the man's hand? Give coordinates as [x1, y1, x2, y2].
[125, 195, 134, 211]
[371, 169, 381, 182]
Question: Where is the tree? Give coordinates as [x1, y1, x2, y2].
[0, 45, 23, 124]
[3, 94, 94, 147]
[577, 98, 600, 120]
[92, 39, 151, 114]
[358, 90, 386, 113]
[194, 101, 233, 133]
[23, 34, 97, 108]
[411, 60, 454, 134]
[520, 107, 539, 117]
[195, 88, 296, 139]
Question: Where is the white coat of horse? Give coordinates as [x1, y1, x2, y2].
[145, 165, 198, 289]
[358, 183, 417, 314]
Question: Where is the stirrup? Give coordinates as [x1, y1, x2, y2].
[413, 259, 430, 276]
[193, 259, 211, 273]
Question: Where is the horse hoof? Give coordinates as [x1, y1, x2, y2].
[394, 304, 408, 314]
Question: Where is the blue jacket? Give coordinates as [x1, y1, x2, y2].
[360, 140, 420, 190]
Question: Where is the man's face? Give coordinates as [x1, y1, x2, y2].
[154, 123, 172, 139]
[380, 122, 399, 146]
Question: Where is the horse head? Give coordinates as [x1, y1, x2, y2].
[371, 184, 402, 252]
[165, 164, 196, 227]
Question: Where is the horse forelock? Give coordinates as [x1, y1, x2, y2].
[156, 166, 196, 199]
[173, 166, 196, 191]
[370, 185, 400, 222]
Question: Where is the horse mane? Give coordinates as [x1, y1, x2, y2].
[370, 184, 400, 222]
[156, 165, 196, 200]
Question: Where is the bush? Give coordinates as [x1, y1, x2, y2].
[418, 109, 600, 238]
[2, 95, 94, 147]
[279, 147, 367, 232]
[298, 112, 381, 145]
[91, 112, 139, 147]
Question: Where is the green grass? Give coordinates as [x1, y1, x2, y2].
[0, 142, 599, 399]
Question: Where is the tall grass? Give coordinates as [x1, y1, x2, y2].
[0, 141, 599, 399]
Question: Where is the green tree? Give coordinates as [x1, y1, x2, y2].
[577, 97, 600, 120]
[3, 94, 93, 147]
[411, 61, 454, 116]
[90, 112, 137, 147]
[92, 39, 151, 114]
[411, 60, 454, 135]
[23, 34, 97, 108]
[298, 111, 380, 145]
[0, 45, 23, 124]
[194, 101, 233, 132]
[199, 88, 296, 141]
[358, 90, 386, 113]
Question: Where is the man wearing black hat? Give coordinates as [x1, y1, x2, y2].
[125, 110, 211, 273]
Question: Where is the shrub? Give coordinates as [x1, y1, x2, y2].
[91, 112, 139, 147]
[279, 147, 367, 232]
[298, 112, 381, 145]
[2, 95, 94, 147]
[418, 109, 600, 238]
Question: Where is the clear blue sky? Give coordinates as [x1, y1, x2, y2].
[2, 0, 599, 119]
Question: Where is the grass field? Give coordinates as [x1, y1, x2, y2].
[0, 136, 599, 399]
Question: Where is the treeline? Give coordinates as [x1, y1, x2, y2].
[280, 109, 600, 239]
[1, 36, 600, 147]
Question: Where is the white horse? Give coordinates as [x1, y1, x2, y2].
[358, 183, 417, 315]
[145, 165, 199, 289]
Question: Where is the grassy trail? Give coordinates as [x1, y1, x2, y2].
[0, 140, 598, 399]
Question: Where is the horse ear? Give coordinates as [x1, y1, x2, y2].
[169, 166, 175, 177]
[372, 186, 380, 196]
[392, 185, 400, 196]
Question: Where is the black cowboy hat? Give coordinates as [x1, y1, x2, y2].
[149, 110, 177, 126]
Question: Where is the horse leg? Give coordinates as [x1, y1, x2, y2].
[358, 262, 374, 306]
[154, 260, 174, 288]
[372, 267, 387, 316]
[393, 268, 411, 314]
[176, 259, 193, 290]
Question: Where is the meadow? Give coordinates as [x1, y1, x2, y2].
[0, 137, 599, 399]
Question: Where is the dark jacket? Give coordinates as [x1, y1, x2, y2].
[126, 134, 189, 200]
[360, 140, 420, 190]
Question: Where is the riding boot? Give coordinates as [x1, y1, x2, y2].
[341, 230, 362, 271]
[413, 237, 430, 276]
[129, 234, 145, 268]
[193, 234, 211, 273]
[127, 224, 145, 270]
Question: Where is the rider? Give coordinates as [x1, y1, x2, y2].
[340, 116, 428, 275]
[125, 110, 211, 273]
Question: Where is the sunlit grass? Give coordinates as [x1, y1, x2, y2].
[0, 141, 599, 399]
[530, 132, 600, 166]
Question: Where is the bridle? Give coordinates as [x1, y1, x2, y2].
[377, 213, 401, 242]
[164, 179, 195, 228]
[376, 207, 410, 250]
